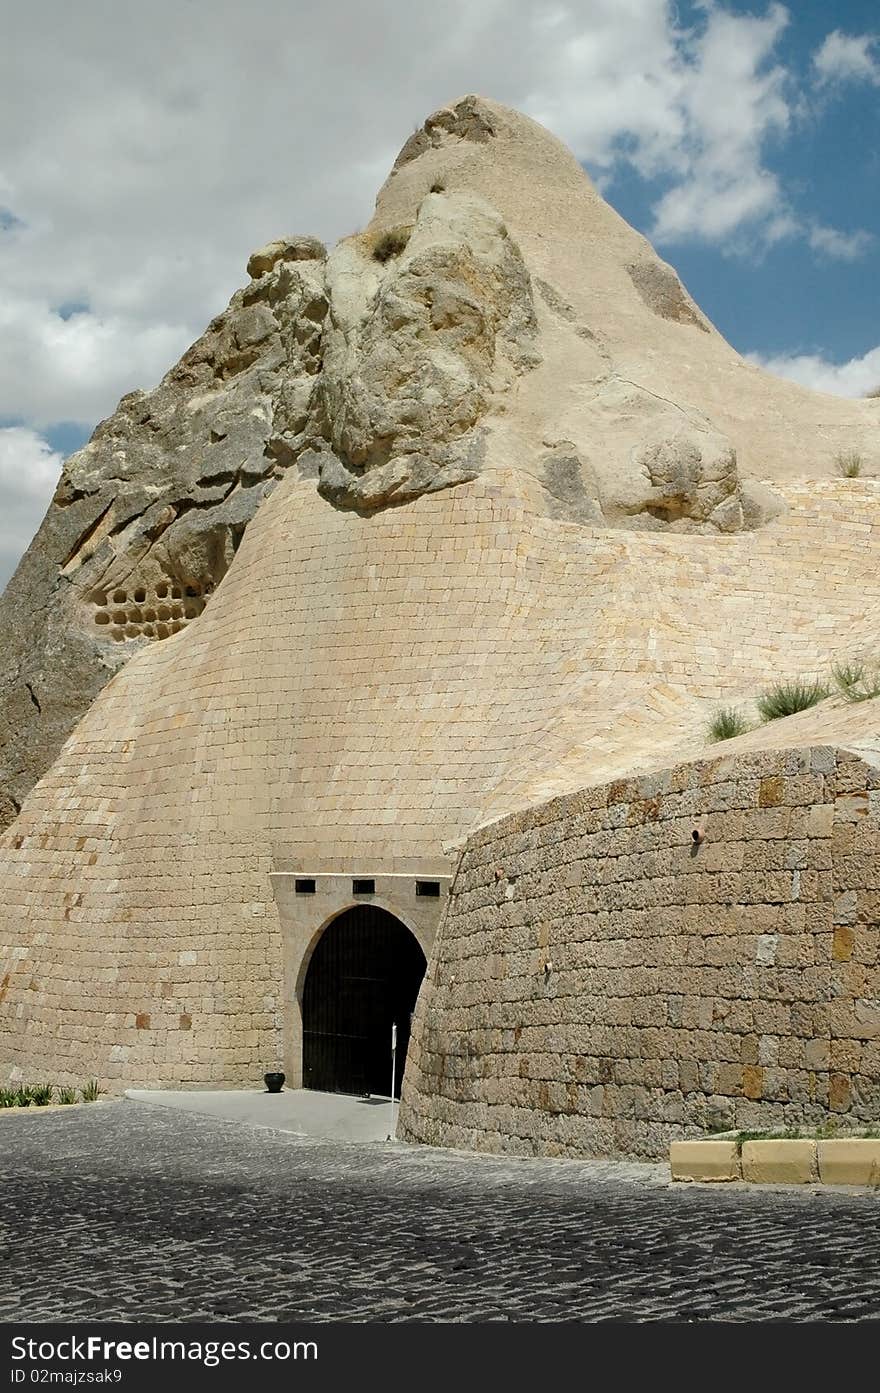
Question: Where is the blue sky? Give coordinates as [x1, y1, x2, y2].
[606, 0, 880, 366]
[0, 0, 878, 585]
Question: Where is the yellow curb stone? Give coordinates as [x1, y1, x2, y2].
[817, 1140, 880, 1187]
[741, 1139, 817, 1185]
[670, 1140, 741, 1182]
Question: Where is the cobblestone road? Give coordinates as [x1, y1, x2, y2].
[1, 1102, 879, 1322]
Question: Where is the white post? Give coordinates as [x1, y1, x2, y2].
[389, 1021, 398, 1140]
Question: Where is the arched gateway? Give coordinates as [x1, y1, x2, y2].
[302, 905, 427, 1097]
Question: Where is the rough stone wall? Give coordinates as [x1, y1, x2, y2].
[400, 747, 880, 1159]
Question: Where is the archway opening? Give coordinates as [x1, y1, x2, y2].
[301, 904, 427, 1097]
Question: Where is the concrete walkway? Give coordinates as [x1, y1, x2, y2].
[124, 1086, 397, 1142]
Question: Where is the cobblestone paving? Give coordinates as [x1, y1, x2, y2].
[1, 1102, 879, 1322]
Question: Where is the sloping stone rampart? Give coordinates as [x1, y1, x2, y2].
[400, 747, 880, 1159]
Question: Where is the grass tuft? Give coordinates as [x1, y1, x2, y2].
[81, 1079, 104, 1103]
[0, 1083, 81, 1108]
[832, 659, 867, 694]
[831, 657, 880, 703]
[835, 449, 863, 478]
[756, 678, 829, 722]
[371, 225, 412, 263]
[706, 706, 750, 743]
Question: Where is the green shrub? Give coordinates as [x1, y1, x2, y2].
[831, 658, 880, 703]
[56, 1086, 78, 1105]
[832, 658, 866, 693]
[835, 449, 863, 478]
[707, 706, 750, 742]
[0, 1086, 18, 1107]
[12, 1087, 32, 1107]
[756, 678, 829, 722]
[371, 225, 412, 263]
[29, 1084, 54, 1106]
[81, 1079, 104, 1103]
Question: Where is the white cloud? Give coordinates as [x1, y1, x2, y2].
[813, 31, 880, 87]
[0, 429, 63, 589]
[808, 224, 874, 261]
[515, 2, 798, 248]
[650, 3, 794, 245]
[746, 346, 880, 397]
[524, 1, 689, 177]
[0, 296, 191, 430]
[654, 167, 785, 244]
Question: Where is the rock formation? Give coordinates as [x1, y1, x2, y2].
[0, 233, 329, 828]
[0, 97, 877, 1157]
[2, 97, 875, 834]
[317, 190, 539, 510]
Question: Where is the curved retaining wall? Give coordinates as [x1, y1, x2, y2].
[400, 746, 880, 1159]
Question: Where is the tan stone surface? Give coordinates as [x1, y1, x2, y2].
[0, 97, 879, 1121]
[740, 1140, 818, 1185]
[400, 749, 880, 1159]
[375, 97, 877, 488]
[670, 1140, 740, 1182]
[3, 94, 880, 832]
[817, 1139, 880, 1186]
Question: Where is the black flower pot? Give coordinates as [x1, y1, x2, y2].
[264, 1072, 285, 1094]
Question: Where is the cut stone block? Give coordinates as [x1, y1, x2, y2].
[740, 1139, 817, 1184]
[669, 1140, 741, 1182]
[817, 1139, 880, 1187]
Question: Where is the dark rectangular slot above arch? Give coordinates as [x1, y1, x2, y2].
[415, 880, 441, 897]
[295, 879, 316, 894]
[352, 878, 375, 896]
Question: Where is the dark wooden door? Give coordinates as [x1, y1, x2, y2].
[302, 905, 427, 1096]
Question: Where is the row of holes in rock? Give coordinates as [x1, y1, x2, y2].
[91, 580, 213, 643]
[93, 581, 209, 605]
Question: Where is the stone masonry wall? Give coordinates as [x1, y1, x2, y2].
[4, 464, 880, 1091]
[399, 746, 880, 1159]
